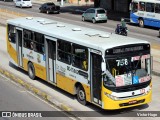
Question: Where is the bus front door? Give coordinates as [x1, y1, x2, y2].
[90, 52, 102, 106]
[45, 37, 56, 84]
[16, 28, 23, 67]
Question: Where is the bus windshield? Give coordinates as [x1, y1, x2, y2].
[103, 53, 151, 88]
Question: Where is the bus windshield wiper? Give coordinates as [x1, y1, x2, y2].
[133, 53, 143, 73]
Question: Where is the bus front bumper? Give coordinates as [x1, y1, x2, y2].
[102, 90, 152, 110]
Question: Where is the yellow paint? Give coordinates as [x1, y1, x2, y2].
[56, 73, 76, 94]
[7, 42, 18, 64]
[23, 58, 28, 71]
[33, 62, 47, 80]
[101, 82, 152, 110]
[23, 58, 47, 81]
[56, 73, 91, 102]
[82, 83, 91, 102]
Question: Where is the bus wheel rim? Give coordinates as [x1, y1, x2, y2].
[29, 67, 33, 77]
[79, 90, 85, 100]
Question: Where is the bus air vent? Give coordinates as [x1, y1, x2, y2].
[85, 33, 100, 37]
[72, 28, 81, 31]
[40, 21, 57, 25]
[99, 34, 110, 38]
[26, 17, 33, 20]
[57, 24, 65, 27]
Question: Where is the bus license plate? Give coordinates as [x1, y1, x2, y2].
[128, 100, 137, 104]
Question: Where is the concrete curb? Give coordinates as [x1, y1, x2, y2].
[0, 66, 72, 112]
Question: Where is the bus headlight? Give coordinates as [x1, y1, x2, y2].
[145, 86, 152, 95]
[104, 92, 119, 100]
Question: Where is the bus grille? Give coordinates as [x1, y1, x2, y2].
[108, 81, 150, 92]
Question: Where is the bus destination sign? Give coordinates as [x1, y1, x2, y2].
[106, 44, 150, 56]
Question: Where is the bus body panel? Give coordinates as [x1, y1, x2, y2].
[23, 58, 28, 71]
[22, 47, 47, 80]
[56, 73, 77, 94]
[131, 12, 160, 28]
[6, 17, 152, 110]
[7, 41, 18, 65]
[56, 73, 91, 102]
[102, 82, 152, 110]
[130, 0, 160, 28]
[7, 25, 18, 65]
[102, 89, 152, 110]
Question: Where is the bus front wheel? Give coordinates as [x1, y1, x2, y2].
[28, 62, 35, 80]
[77, 85, 87, 105]
[139, 19, 144, 28]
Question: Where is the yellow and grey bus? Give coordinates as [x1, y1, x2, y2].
[7, 17, 152, 110]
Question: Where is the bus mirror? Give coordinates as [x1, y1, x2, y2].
[101, 62, 106, 72]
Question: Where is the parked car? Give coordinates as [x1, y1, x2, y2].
[14, 0, 32, 8]
[82, 8, 107, 23]
[39, 2, 60, 14]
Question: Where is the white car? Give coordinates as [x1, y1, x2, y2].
[15, 0, 32, 8]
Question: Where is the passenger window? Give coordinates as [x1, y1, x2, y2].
[8, 24, 16, 43]
[23, 30, 33, 50]
[155, 4, 160, 13]
[34, 32, 44, 54]
[72, 44, 88, 71]
[139, 2, 145, 11]
[34, 32, 44, 44]
[132, 2, 138, 12]
[146, 3, 154, 12]
[57, 40, 71, 64]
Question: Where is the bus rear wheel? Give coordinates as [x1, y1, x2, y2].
[139, 19, 144, 28]
[28, 62, 35, 80]
[77, 85, 87, 105]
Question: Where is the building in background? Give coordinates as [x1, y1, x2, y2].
[68, 0, 94, 5]
[67, 0, 131, 13]
[99, 0, 132, 12]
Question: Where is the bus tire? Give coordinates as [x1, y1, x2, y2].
[28, 62, 35, 80]
[77, 85, 87, 105]
[139, 19, 144, 28]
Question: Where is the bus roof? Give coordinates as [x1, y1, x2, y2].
[133, 0, 160, 3]
[7, 17, 149, 52]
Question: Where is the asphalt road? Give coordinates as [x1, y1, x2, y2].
[0, 75, 74, 120]
[0, 1, 160, 44]
[0, 2, 160, 120]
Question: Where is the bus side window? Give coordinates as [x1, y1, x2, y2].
[139, 2, 145, 11]
[146, 3, 154, 12]
[34, 32, 44, 54]
[155, 3, 160, 13]
[8, 25, 16, 43]
[23, 29, 34, 50]
[132, 2, 138, 12]
[72, 44, 88, 71]
[57, 40, 71, 64]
